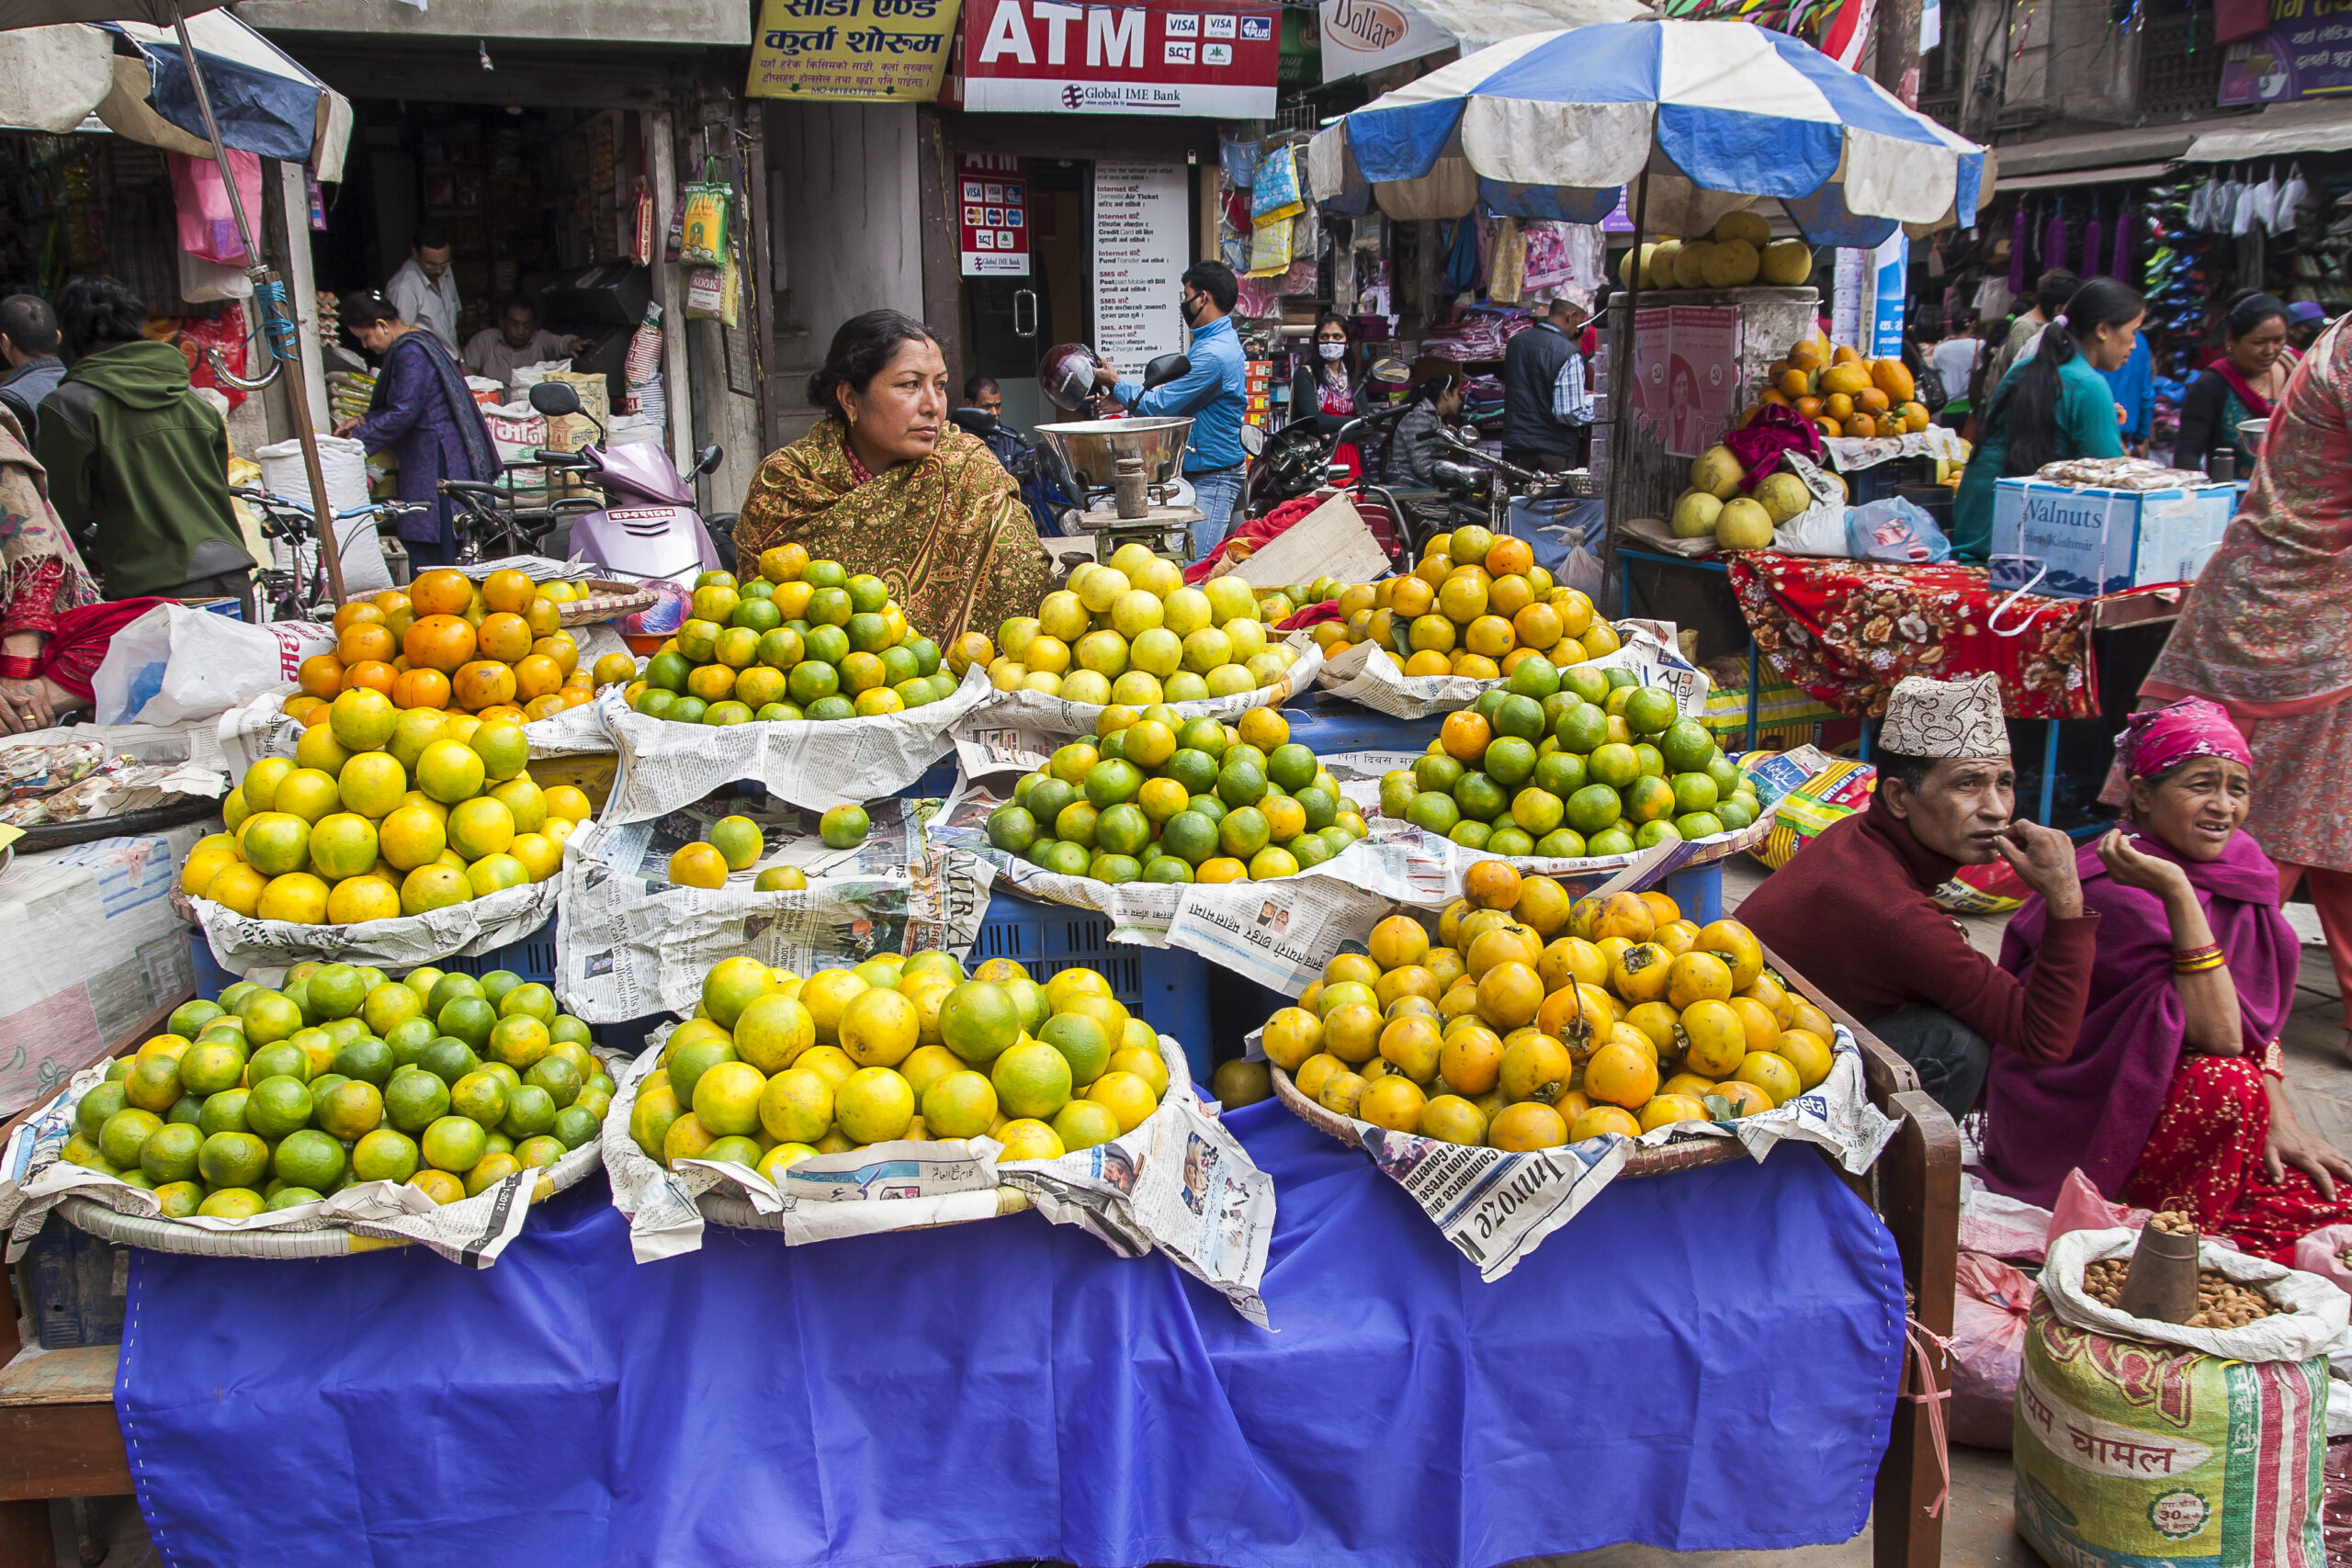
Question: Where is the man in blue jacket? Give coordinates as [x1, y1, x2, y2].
[1094, 260, 1249, 560]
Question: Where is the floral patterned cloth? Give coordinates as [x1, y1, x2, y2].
[0, 408, 99, 641]
[2120, 1054, 2352, 1264]
[1724, 553, 2098, 720]
[734, 422, 1054, 648]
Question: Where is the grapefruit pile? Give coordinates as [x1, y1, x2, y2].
[985, 543, 1304, 706]
[1325, 525, 1611, 678]
[53, 963, 607, 1214]
[292, 569, 633, 726]
[190, 691, 593, 925]
[1261, 872, 1833, 1150]
[1755, 336, 1932, 442]
[631, 953, 1175, 1176]
[1375, 674, 1761, 860]
[983, 704, 1368, 884]
[626, 547, 961, 725]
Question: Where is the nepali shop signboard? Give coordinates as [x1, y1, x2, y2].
[957, 0, 1280, 115]
[2217, 0, 2352, 104]
[746, 0, 963, 100]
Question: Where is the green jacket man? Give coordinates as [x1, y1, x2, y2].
[35, 276, 251, 601]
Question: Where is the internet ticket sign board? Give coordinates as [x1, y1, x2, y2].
[956, 0, 1281, 115]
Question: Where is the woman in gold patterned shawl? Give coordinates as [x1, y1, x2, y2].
[734, 310, 1053, 648]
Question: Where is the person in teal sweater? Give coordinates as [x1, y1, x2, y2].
[1951, 276, 2145, 560]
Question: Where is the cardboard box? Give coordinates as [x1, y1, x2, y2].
[1988, 479, 2243, 600]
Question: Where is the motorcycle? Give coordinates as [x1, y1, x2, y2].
[521, 379, 731, 587]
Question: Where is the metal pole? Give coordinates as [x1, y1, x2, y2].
[1600, 167, 1649, 608]
[171, 3, 346, 608]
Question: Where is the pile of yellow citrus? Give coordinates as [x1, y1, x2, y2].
[189, 691, 594, 925]
[1260, 868, 1835, 1150]
[1317, 524, 1611, 678]
[631, 953, 1175, 1177]
[292, 569, 635, 726]
[989, 542, 1302, 705]
[53, 963, 607, 1214]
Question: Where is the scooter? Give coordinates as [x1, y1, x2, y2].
[524, 379, 729, 587]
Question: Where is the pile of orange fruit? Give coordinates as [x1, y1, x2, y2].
[1309, 523, 1613, 680]
[1751, 337, 1931, 440]
[290, 568, 639, 727]
[1259, 868, 1836, 1151]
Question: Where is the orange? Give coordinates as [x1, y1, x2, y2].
[334, 600, 385, 635]
[453, 660, 517, 711]
[512, 653, 563, 701]
[392, 667, 452, 710]
[343, 660, 397, 697]
[1583, 1041, 1658, 1110]
[1439, 709, 1490, 763]
[298, 654, 345, 699]
[669, 842, 729, 888]
[481, 569, 537, 614]
[1489, 1101, 1568, 1151]
[532, 635, 579, 676]
[1438, 1027, 1502, 1095]
[476, 611, 533, 663]
[1463, 859, 1521, 911]
[410, 568, 474, 617]
[336, 622, 395, 665]
[403, 615, 477, 673]
[1485, 536, 1532, 577]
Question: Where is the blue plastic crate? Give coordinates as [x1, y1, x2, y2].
[15, 1213, 125, 1348]
[188, 930, 237, 1001]
[1283, 688, 1441, 759]
[899, 758, 958, 799]
[441, 917, 559, 986]
[970, 888, 1212, 1082]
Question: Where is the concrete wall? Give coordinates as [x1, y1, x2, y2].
[763, 101, 926, 447]
[239, 0, 748, 46]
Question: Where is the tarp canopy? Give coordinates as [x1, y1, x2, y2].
[1307, 17, 1986, 245]
[2185, 102, 2352, 162]
[0, 9, 347, 177]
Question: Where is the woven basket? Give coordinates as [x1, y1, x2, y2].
[53, 1134, 602, 1258]
[557, 579, 659, 629]
[1270, 1066, 1744, 1179]
[695, 1184, 1035, 1232]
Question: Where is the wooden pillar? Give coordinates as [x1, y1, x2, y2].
[915, 107, 965, 400]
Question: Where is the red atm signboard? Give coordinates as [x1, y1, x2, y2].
[956, 0, 1280, 115]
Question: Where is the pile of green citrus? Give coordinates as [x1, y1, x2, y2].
[630, 952, 1174, 1174]
[627, 546, 954, 725]
[1377, 664, 1760, 859]
[55, 961, 608, 1216]
[981, 704, 1368, 884]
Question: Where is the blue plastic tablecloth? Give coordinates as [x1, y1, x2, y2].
[116, 1103, 1905, 1568]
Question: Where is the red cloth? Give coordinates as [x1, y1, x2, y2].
[2121, 1055, 2352, 1263]
[1722, 405, 1826, 491]
[1725, 554, 2100, 720]
[1736, 793, 2101, 1064]
[1274, 601, 1342, 632]
[40, 597, 168, 704]
[1182, 494, 1318, 584]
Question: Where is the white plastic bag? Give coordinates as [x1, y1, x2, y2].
[1770, 453, 1855, 558]
[92, 605, 333, 727]
[2042, 1225, 2352, 1362]
[254, 434, 392, 595]
[1845, 495, 1951, 564]
[1950, 1251, 2036, 1448]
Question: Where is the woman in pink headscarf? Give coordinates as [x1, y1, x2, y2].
[1984, 698, 2352, 1260]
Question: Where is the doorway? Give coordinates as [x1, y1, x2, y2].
[960, 158, 1090, 436]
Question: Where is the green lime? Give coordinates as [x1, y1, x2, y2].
[1405, 791, 1461, 835]
[1507, 656, 1560, 699]
[1659, 717, 1715, 773]
[197, 1129, 271, 1189]
[988, 805, 1039, 854]
[169, 998, 225, 1038]
[552, 1105, 599, 1150]
[1716, 799, 1756, 831]
[1084, 759, 1143, 807]
[1041, 840, 1091, 877]
[418, 1036, 481, 1087]
[1143, 856, 1194, 883]
[1055, 800, 1098, 848]
[332, 1036, 395, 1088]
[525, 1055, 582, 1109]
[1450, 819, 1492, 849]
[1217, 806, 1272, 859]
[450, 1070, 511, 1128]
[1216, 759, 1267, 809]
[1290, 832, 1334, 869]
[1472, 688, 1512, 721]
[352, 1128, 421, 1183]
[1491, 694, 1545, 741]
[666, 1037, 739, 1104]
[1510, 787, 1566, 836]
[1676, 811, 1726, 840]
[501, 1084, 558, 1140]
[308, 964, 368, 1020]
[1093, 803, 1152, 857]
[1534, 828, 1589, 859]
[1267, 744, 1317, 793]
[1176, 717, 1227, 757]
[1635, 819, 1685, 849]
[1295, 785, 1338, 831]
[820, 804, 871, 848]
[1483, 737, 1537, 788]
[139, 1122, 203, 1184]
[1624, 687, 1679, 736]
[1187, 795, 1227, 824]
[1089, 853, 1143, 884]
[1159, 812, 1219, 865]
[1566, 784, 1624, 835]
[1533, 750, 1587, 798]
[385, 1070, 451, 1134]
[421, 1115, 489, 1174]
[244, 1077, 314, 1139]
[1487, 825, 1535, 857]
[1163, 749, 1218, 795]
[1589, 826, 1637, 857]
[247, 1043, 311, 1085]
[1671, 772, 1720, 814]
[74, 1081, 129, 1141]
[1452, 771, 1509, 820]
[196, 1089, 250, 1136]
[1634, 743, 1667, 778]
[436, 997, 497, 1051]
[273, 1129, 346, 1190]
[1554, 703, 1609, 755]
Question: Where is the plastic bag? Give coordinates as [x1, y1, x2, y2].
[1844, 495, 1951, 564]
[679, 180, 731, 267]
[2292, 1223, 2352, 1298]
[167, 149, 263, 265]
[1950, 1251, 2035, 1448]
[91, 604, 333, 727]
[1250, 144, 1303, 225]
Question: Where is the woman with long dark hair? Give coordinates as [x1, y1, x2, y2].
[2172, 290, 2294, 477]
[1950, 277, 2144, 559]
[1289, 310, 1365, 480]
[732, 309, 1052, 646]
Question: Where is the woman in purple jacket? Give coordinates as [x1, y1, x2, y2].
[334, 289, 499, 568]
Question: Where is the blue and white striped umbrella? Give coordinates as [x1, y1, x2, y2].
[1306, 18, 1986, 247]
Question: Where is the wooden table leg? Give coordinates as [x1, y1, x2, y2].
[1874, 1086, 1962, 1568]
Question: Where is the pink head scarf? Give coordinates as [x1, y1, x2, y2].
[2116, 696, 2254, 780]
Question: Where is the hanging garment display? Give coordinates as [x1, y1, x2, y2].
[1488, 218, 1526, 304]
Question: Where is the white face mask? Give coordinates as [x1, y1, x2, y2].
[1317, 341, 1346, 361]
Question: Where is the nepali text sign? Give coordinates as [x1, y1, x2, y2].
[747, 0, 962, 100]
[958, 0, 1279, 115]
[959, 153, 1030, 276]
[1093, 160, 1190, 365]
[2219, 0, 2352, 104]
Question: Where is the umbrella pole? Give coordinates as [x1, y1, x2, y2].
[1600, 168, 1649, 604]
[171, 0, 346, 610]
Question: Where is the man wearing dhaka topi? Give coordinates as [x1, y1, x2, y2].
[1737, 673, 2098, 1120]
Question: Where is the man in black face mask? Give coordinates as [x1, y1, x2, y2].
[1092, 260, 1249, 559]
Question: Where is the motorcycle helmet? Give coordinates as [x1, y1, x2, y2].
[1040, 343, 1108, 412]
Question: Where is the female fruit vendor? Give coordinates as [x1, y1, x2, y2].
[1983, 700, 2352, 1260]
[733, 310, 1053, 647]
[2170, 290, 2294, 478]
[0, 405, 162, 733]
[333, 289, 501, 570]
[1736, 673, 2097, 1120]
[1948, 277, 2143, 561]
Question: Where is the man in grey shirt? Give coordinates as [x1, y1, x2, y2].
[384, 222, 462, 354]
[463, 299, 583, 384]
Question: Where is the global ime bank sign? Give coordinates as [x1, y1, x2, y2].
[955, 0, 1281, 114]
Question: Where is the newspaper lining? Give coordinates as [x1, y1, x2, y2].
[600, 1025, 1274, 1324]
[186, 874, 560, 973]
[553, 797, 998, 1022]
[957, 636, 1326, 741]
[599, 665, 992, 822]
[1263, 1026, 1897, 1280]
[1314, 624, 1709, 721]
[0, 1062, 594, 1268]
